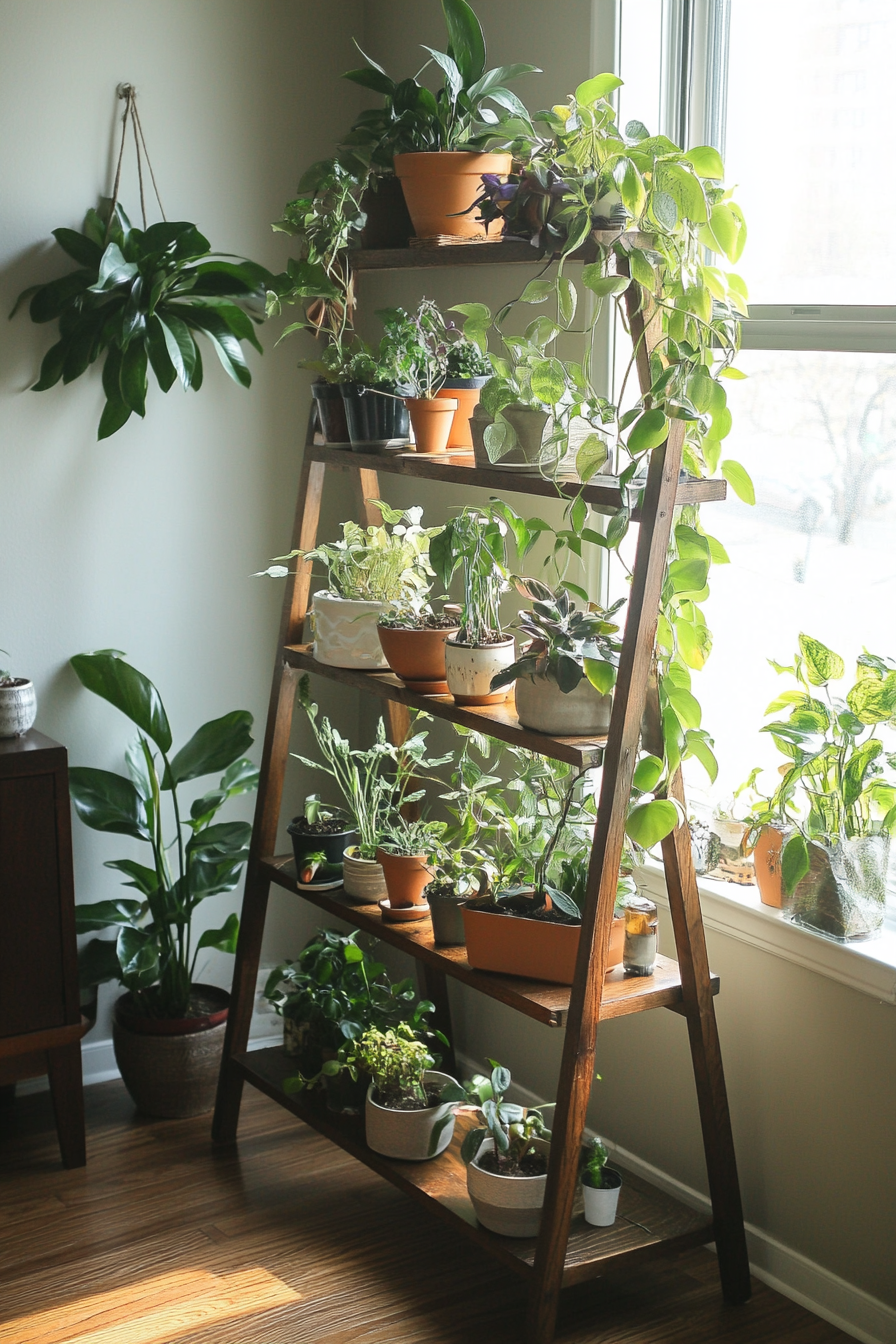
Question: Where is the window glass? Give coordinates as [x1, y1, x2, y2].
[618, 0, 663, 137]
[726, 0, 896, 304]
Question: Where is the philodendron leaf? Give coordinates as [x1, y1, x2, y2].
[627, 408, 668, 453]
[781, 833, 810, 894]
[683, 145, 725, 180]
[625, 798, 679, 849]
[720, 459, 755, 504]
[632, 754, 664, 793]
[575, 72, 622, 104]
[798, 634, 845, 687]
[70, 651, 172, 752]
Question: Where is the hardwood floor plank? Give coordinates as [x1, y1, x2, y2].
[0, 1081, 854, 1344]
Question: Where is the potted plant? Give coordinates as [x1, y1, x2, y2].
[344, 1, 539, 240]
[338, 342, 412, 451]
[287, 794, 358, 889]
[69, 650, 257, 1117]
[440, 1062, 552, 1236]
[376, 816, 445, 921]
[259, 501, 440, 669]
[376, 300, 458, 454]
[763, 636, 896, 941]
[293, 676, 447, 901]
[266, 929, 436, 1113]
[435, 338, 492, 452]
[0, 652, 37, 738]
[581, 1135, 622, 1227]
[14, 202, 272, 440]
[430, 506, 515, 704]
[491, 578, 624, 735]
[376, 602, 461, 695]
[337, 1022, 456, 1160]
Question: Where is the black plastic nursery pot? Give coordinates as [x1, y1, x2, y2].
[287, 811, 358, 890]
[339, 382, 410, 450]
[311, 381, 350, 445]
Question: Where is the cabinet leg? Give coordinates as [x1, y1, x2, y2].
[46, 1042, 86, 1168]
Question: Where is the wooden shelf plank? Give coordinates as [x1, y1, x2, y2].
[261, 857, 720, 1027]
[348, 230, 658, 272]
[311, 442, 727, 515]
[282, 645, 608, 768]
[232, 1045, 714, 1285]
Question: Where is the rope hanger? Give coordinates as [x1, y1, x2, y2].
[108, 83, 167, 232]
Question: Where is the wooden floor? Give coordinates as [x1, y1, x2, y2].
[0, 1080, 852, 1344]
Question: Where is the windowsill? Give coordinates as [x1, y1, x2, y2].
[637, 861, 896, 1004]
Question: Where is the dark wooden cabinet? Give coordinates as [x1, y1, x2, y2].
[0, 730, 86, 1166]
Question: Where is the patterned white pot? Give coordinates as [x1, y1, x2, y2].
[467, 1136, 550, 1237]
[514, 673, 613, 736]
[342, 848, 388, 903]
[365, 1070, 457, 1161]
[0, 680, 37, 738]
[444, 637, 515, 706]
[312, 592, 388, 669]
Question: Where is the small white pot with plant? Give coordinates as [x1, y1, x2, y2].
[493, 578, 624, 736]
[581, 1136, 622, 1226]
[441, 1062, 553, 1237]
[257, 501, 441, 670]
[0, 652, 36, 738]
[293, 675, 448, 902]
[431, 506, 515, 706]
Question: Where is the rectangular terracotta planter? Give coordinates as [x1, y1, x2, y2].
[462, 907, 625, 985]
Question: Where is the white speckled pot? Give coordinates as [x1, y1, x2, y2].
[365, 1069, 457, 1161]
[444, 637, 515, 706]
[312, 592, 388, 669]
[342, 848, 388, 903]
[0, 680, 36, 738]
[514, 673, 613, 736]
[467, 1137, 551, 1237]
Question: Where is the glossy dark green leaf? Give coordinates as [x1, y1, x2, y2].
[73, 898, 144, 932]
[117, 927, 160, 990]
[31, 339, 68, 391]
[119, 339, 147, 416]
[195, 911, 240, 956]
[89, 242, 138, 293]
[104, 858, 160, 895]
[204, 300, 263, 353]
[29, 271, 93, 323]
[179, 309, 252, 388]
[343, 65, 395, 95]
[69, 766, 150, 840]
[52, 227, 103, 268]
[70, 651, 172, 751]
[78, 937, 122, 990]
[145, 314, 177, 392]
[442, 0, 486, 84]
[157, 314, 197, 388]
[97, 396, 133, 440]
[164, 710, 254, 787]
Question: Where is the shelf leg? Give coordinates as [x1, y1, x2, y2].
[46, 1041, 86, 1168]
[418, 963, 456, 1077]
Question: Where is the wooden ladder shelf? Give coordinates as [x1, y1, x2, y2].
[213, 245, 751, 1344]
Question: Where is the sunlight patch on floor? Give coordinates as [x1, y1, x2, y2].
[0, 1266, 300, 1344]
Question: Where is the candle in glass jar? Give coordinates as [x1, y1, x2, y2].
[622, 894, 657, 976]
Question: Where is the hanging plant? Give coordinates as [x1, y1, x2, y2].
[11, 85, 273, 439]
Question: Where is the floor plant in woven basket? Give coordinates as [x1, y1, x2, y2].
[69, 650, 258, 1117]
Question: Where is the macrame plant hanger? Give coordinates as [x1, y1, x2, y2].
[107, 83, 167, 234]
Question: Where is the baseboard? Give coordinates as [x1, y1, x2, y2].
[455, 1051, 896, 1344]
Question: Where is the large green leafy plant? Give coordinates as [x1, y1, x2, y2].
[70, 651, 258, 1019]
[13, 203, 271, 439]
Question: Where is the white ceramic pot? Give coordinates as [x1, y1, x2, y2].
[444, 637, 515, 706]
[342, 848, 388, 903]
[712, 817, 748, 851]
[0, 679, 37, 738]
[581, 1169, 622, 1227]
[467, 1136, 550, 1237]
[365, 1069, 457, 1161]
[470, 404, 552, 473]
[514, 672, 613, 736]
[312, 591, 388, 669]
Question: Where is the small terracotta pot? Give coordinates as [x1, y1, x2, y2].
[406, 397, 458, 454]
[376, 847, 433, 908]
[444, 637, 516, 706]
[753, 826, 786, 908]
[377, 623, 459, 695]
[462, 903, 625, 985]
[393, 151, 512, 239]
[436, 379, 488, 450]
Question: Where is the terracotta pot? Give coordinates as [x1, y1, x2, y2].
[406, 396, 457, 454]
[376, 847, 433, 908]
[436, 378, 488, 450]
[364, 1070, 457, 1161]
[359, 174, 414, 249]
[462, 903, 625, 985]
[111, 986, 229, 1118]
[342, 847, 388, 902]
[0, 679, 36, 738]
[339, 382, 410, 450]
[311, 381, 350, 445]
[467, 1136, 551, 1237]
[394, 151, 512, 239]
[311, 591, 388, 669]
[752, 826, 786, 909]
[470, 403, 552, 472]
[514, 672, 613, 736]
[444, 637, 516, 706]
[377, 623, 459, 695]
[287, 811, 357, 889]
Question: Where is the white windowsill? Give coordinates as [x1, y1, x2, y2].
[637, 861, 896, 1005]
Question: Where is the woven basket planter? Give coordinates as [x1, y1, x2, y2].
[112, 986, 229, 1118]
